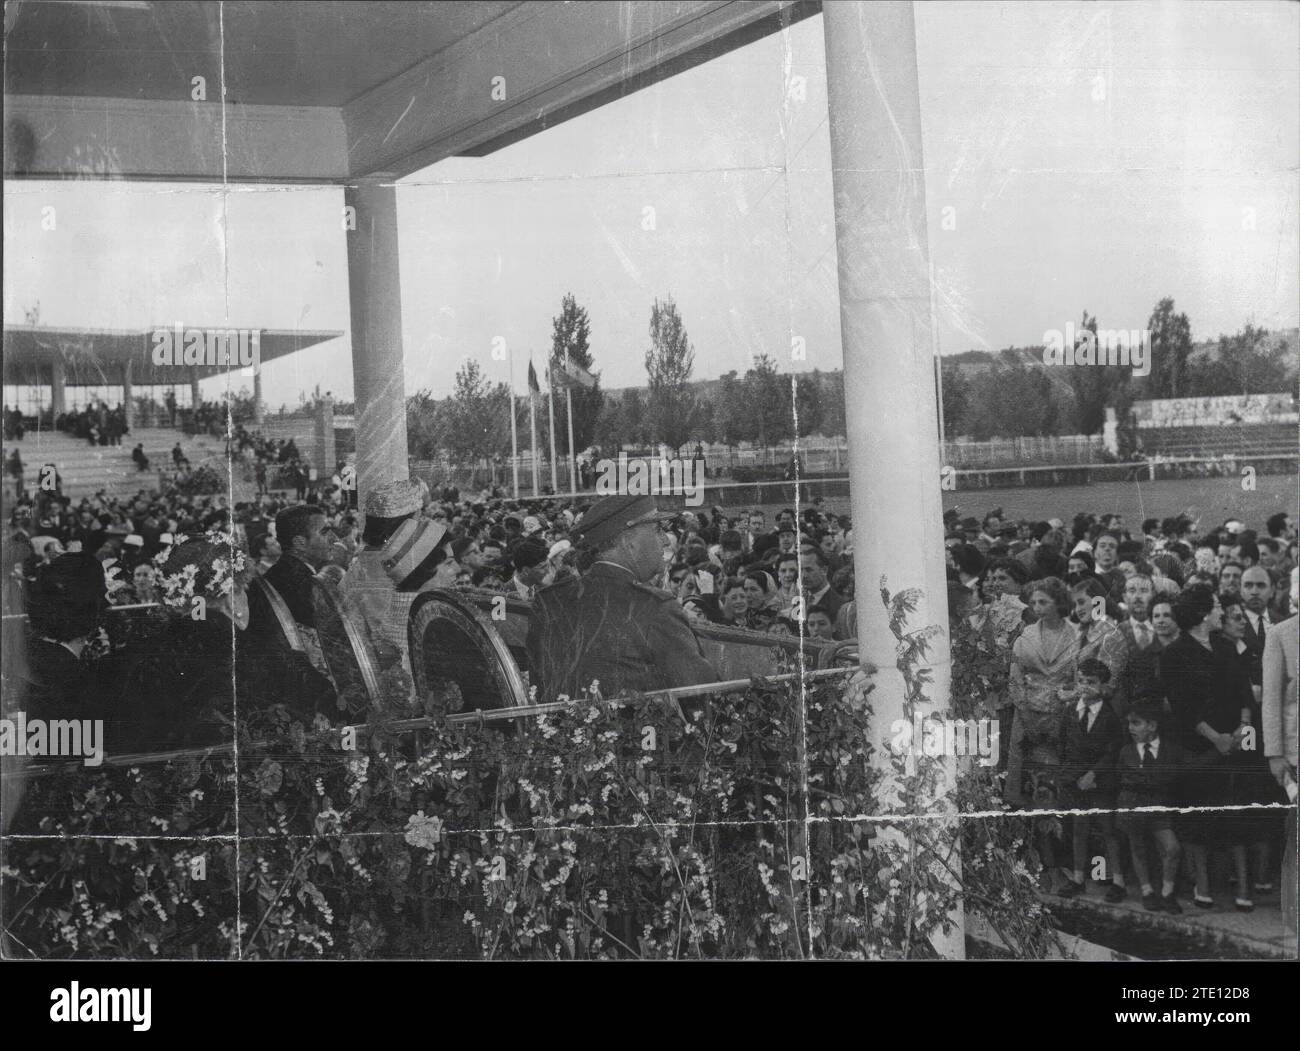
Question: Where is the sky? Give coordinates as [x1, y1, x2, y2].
[3, 1, 1297, 409]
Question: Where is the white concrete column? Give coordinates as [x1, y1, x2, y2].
[122, 357, 134, 430]
[252, 365, 264, 426]
[189, 368, 201, 409]
[823, 0, 963, 958]
[314, 397, 336, 478]
[344, 181, 409, 497]
[50, 358, 66, 416]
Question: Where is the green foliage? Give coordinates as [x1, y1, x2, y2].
[404, 363, 517, 475]
[819, 370, 847, 438]
[4, 602, 1063, 961]
[954, 359, 1071, 440]
[405, 388, 447, 461]
[1066, 310, 1130, 435]
[747, 354, 794, 449]
[445, 359, 514, 468]
[594, 390, 647, 452]
[644, 296, 697, 453]
[793, 369, 825, 438]
[1190, 324, 1294, 397]
[4, 674, 883, 959]
[712, 370, 749, 446]
[877, 580, 1066, 959]
[1145, 297, 1193, 400]
[551, 293, 603, 453]
[939, 297, 1294, 440]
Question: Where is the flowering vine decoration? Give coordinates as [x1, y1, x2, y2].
[152, 530, 249, 610]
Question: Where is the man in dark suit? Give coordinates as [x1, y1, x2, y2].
[251, 504, 338, 718]
[264, 504, 332, 626]
[1056, 658, 1126, 902]
[527, 494, 718, 704]
[741, 510, 767, 557]
[1240, 565, 1284, 688]
[1114, 701, 1187, 913]
[752, 509, 797, 561]
[799, 549, 844, 622]
[1113, 580, 1174, 716]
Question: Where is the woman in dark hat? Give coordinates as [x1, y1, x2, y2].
[22, 552, 109, 729]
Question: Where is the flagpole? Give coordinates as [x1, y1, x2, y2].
[566, 386, 577, 495]
[546, 363, 558, 494]
[529, 389, 540, 499]
[564, 347, 577, 496]
[507, 342, 520, 499]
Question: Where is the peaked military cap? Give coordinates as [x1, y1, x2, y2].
[572, 494, 674, 551]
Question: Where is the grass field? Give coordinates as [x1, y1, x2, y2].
[738, 473, 1298, 530]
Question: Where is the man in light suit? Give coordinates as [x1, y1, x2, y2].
[1262, 567, 1299, 935]
[1117, 574, 1159, 652]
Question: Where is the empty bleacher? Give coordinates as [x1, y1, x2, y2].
[1136, 422, 1297, 459]
[2, 427, 229, 500]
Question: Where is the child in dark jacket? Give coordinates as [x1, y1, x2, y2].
[1056, 658, 1126, 902]
[1115, 700, 1186, 913]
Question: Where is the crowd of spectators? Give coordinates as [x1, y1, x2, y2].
[944, 506, 1297, 916]
[49, 401, 130, 446]
[5, 458, 1297, 924]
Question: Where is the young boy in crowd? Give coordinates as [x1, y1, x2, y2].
[1056, 658, 1126, 901]
[1114, 701, 1185, 913]
[804, 604, 837, 641]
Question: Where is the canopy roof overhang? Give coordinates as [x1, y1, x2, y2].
[4, 0, 820, 184]
[1, 325, 343, 385]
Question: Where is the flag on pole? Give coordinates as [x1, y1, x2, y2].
[551, 358, 597, 390]
[527, 359, 540, 394]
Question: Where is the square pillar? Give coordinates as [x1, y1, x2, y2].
[253, 365, 265, 426]
[823, 0, 962, 957]
[345, 181, 409, 499]
[313, 396, 336, 479]
[50, 358, 66, 416]
[122, 357, 134, 430]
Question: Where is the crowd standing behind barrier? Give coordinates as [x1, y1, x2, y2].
[2, 428, 1298, 919]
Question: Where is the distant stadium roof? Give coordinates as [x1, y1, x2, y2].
[2, 325, 343, 385]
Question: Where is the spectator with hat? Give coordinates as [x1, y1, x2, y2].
[506, 535, 552, 600]
[340, 478, 427, 667]
[22, 552, 109, 730]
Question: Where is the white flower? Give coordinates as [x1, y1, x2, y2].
[404, 811, 443, 853]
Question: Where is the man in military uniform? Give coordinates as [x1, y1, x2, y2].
[526, 494, 718, 703]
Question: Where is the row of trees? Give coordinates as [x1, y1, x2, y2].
[941, 299, 1296, 441]
[405, 293, 846, 465]
[405, 292, 1296, 464]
